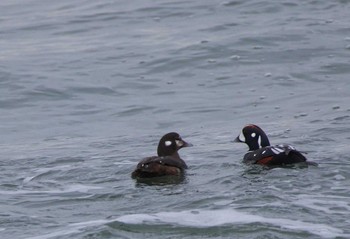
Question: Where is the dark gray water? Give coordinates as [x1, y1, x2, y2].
[1, 0, 350, 238]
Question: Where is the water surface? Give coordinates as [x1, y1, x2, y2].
[1, 0, 350, 238]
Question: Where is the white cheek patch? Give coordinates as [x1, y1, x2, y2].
[238, 131, 246, 142]
[251, 132, 256, 138]
[165, 141, 172, 146]
[175, 140, 183, 147]
[257, 136, 262, 148]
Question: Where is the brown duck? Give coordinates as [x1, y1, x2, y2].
[131, 132, 192, 178]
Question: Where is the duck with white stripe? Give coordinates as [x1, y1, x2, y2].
[234, 124, 313, 166]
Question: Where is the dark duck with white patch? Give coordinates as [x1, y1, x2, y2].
[131, 132, 192, 178]
[234, 124, 309, 165]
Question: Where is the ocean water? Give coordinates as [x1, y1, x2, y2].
[1, 0, 350, 238]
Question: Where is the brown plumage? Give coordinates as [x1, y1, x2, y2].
[131, 132, 192, 178]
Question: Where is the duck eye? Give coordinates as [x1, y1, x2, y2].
[251, 133, 256, 137]
[165, 141, 172, 146]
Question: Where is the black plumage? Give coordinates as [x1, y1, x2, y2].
[234, 124, 310, 166]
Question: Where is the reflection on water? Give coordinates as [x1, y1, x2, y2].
[134, 174, 187, 187]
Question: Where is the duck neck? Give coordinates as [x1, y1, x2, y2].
[171, 151, 180, 159]
[158, 147, 180, 159]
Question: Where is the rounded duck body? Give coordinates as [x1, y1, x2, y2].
[234, 124, 313, 166]
[131, 132, 192, 178]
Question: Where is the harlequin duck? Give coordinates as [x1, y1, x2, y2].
[131, 132, 192, 178]
[234, 124, 309, 166]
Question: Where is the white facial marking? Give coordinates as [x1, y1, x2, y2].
[175, 139, 183, 147]
[238, 131, 246, 142]
[251, 132, 256, 138]
[165, 141, 172, 146]
[257, 136, 262, 148]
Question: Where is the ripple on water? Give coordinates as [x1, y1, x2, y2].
[114, 209, 347, 238]
[116, 105, 156, 117]
[1, 1, 350, 239]
[22, 208, 348, 239]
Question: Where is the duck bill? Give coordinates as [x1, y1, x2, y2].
[233, 136, 242, 143]
[182, 140, 193, 148]
[176, 139, 193, 148]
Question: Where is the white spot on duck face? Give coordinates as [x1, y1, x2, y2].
[238, 131, 246, 142]
[257, 136, 262, 148]
[165, 141, 172, 146]
[175, 139, 183, 147]
[251, 133, 256, 138]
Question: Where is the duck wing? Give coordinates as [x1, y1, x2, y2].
[136, 156, 188, 169]
[132, 156, 188, 178]
[243, 144, 307, 165]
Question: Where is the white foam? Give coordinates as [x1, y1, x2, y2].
[26, 209, 348, 239]
[27, 219, 111, 239]
[116, 209, 346, 238]
[293, 194, 350, 215]
[22, 165, 73, 184]
[0, 184, 101, 195]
